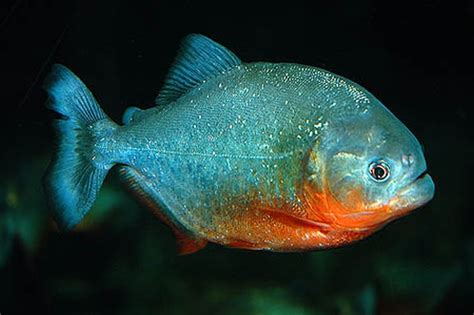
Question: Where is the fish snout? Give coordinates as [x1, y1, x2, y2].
[401, 153, 415, 167]
[400, 149, 428, 182]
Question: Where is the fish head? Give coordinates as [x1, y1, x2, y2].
[305, 105, 435, 231]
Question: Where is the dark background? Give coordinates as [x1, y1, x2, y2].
[1, 1, 473, 314]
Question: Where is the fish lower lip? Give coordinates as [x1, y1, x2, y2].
[391, 173, 435, 211]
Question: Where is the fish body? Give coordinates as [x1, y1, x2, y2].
[43, 34, 434, 253]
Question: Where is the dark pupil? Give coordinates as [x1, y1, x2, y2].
[373, 165, 386, 179]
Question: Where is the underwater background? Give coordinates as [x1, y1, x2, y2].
[1, 1, 473, 314]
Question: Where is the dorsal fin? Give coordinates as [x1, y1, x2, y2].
[155, 34, 242, 106]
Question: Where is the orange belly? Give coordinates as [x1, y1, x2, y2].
[205, 182, 384, 251]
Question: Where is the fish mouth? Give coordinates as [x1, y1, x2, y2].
[389, 171, 435, 213]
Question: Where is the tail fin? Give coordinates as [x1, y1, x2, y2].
[43, 64, 117, 230]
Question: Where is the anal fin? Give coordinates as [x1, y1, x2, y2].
[175, 232, 208, 255]
[118, 166, 207, 254]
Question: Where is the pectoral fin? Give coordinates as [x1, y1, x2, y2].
[259, 207, 331, 232]
[225, 240, 268, 251]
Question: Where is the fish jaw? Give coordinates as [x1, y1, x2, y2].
[301, 174, 433, 235]
[388, 173, 435, 214]
[330, 173, 435, 229]
[302, 183, 384, 233]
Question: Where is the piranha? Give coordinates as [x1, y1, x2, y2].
[43, 34, 434, 254]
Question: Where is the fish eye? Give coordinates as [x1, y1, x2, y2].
[369, 160, 390, 182]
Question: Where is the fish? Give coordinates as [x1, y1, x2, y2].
[43, 34, 435, 254]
